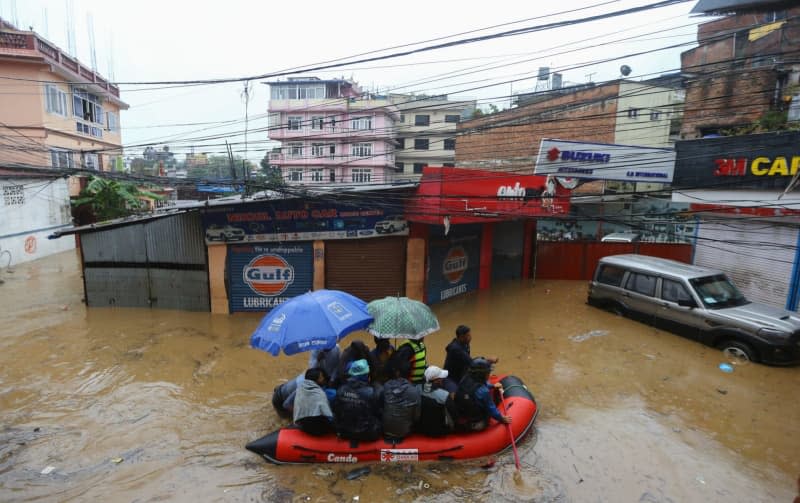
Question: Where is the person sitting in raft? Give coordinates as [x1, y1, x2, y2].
[271, 345, 341, 418]
[390, 337, 427, 385]
[382, 362, 421, 440]
[454, 358, 511, 432]
[444, 325, 498, 393]
[370, 336, 395, 384]
[417, 366, 457, 437]
[333, 340, 379, 388]
[333, 359, 383, 441]
[293, 367, 336, 436]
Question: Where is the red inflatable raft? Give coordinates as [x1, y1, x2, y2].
[246, 375, 538, 464]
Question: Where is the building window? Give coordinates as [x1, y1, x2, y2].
[351, 168, 372, 183]
[329, 144, 336, 159]
[45, 84, 68, 116]
[106, 112, 119, 132]
[310, 168, 324, 182]
[72, 87, 103, 124]
[311, 143, 326, 157]
[444, 138, 456, 150]
[396, 138, 405, 150]
[3, 185, 24, 206]
[287, 116, 303, 130]
[399, 114, 405, 123]
[76, 121, 102, 138]
[329, 169, 336, 182]
[328, 116, 337, 129]
[351, 116, 372, 130]
[311, 116, 324, 130]
[82, 153, 100, 170]
[351, 143, 372, 157]
[650, 111, 661, 121]
[413, 163, 425, 174]
[445, 114, 460, 123]
[414, 139, 429, 150]
[288, 168, 303, 182]
[395, 162, 405, 172]
[288, 143, 304, 159]
[415, 115, 430, 126]
[627, 108, 639, 119]
[50, 149, 74, 169]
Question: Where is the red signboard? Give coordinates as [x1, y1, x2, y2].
[407, 167, 570, 224]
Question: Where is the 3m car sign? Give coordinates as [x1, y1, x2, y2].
[534, 138, 675, 182]
[228, 244, 313, 312]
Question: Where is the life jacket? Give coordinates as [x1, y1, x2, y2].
[333, 378, 380, 436]
[398, 339, 427, 384]
[455, 374, 488, 424]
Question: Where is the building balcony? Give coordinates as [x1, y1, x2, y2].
[268, 152, 395, 168]
[268, 126, 396, 141]
[0, 25, 124, 105]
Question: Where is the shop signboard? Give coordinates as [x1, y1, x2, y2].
[427, 226, 481, 304]
[202, 200, 407, 245]
[673, 131, 800, 190]
[534, 138, 675, 183]
[227, 243, 313, 312]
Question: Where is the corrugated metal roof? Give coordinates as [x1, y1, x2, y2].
[49, 182, 418, 238]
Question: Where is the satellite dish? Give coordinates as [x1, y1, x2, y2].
[620, 65, 632, 77]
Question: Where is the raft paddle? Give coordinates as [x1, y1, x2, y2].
[499, 387, 521, 471]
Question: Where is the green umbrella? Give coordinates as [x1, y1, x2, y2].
[366, 296, 440, 340]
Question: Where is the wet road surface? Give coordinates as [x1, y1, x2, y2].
[0, 250, 798, 502]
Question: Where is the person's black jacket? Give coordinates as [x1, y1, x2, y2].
[333, 377, 382, 441]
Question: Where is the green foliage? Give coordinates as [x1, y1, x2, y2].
[72, 176, 164, 222]
[722, 110, 798, 136]
[187, 155, 253, 180]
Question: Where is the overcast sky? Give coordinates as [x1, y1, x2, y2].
[5, 0, 703, 162]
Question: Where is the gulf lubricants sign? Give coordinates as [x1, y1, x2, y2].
[428, 231, 480, 305]
[228, 244, 313, 312]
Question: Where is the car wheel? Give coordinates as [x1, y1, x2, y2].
[719, 340, 756, 363]
[387, 225, 395, 233]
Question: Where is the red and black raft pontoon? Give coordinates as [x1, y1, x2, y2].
[245, 375, 538, 464]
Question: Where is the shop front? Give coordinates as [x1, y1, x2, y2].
[202, 195, 412, 313]
[673, 132, 800, 310]
[407, 166, 570, 303]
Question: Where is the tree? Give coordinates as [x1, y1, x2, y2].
[72, 176, 164, 222]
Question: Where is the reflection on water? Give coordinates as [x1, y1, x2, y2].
[0, 251, 797, 501]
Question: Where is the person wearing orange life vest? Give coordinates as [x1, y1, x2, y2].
[391, 337, 427, 385]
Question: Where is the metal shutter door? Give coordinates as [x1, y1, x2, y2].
[694, 219, 797, 309]
[325, 237, 406, 302]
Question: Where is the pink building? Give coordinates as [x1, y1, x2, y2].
[265, 77, 398, 185]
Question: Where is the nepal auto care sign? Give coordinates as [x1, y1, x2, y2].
[673, 131, 800, 190]
[534, 138, 675, 183]
[202, 200, 407, 245]
[228, 243, 313, 312]
[427, 226, 481, 304]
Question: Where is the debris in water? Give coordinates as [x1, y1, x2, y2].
[34, 427, 40, 432]
[569, 330, 609, 342]
[481, 457, 497, 469]
[313, 468, 334, 477]
[716, 388, 728, 395]
[346, 466, 371, 480]
[41, 466, 56, 475]
[719, 363, 734, 373]
[111, 457, 123, 464]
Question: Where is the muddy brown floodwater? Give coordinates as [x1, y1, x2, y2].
[1, 250, 798, 502]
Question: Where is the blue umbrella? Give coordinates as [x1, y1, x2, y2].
[250, 289, 374, 356]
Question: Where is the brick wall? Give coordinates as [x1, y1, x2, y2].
[455, 82, 619, 170]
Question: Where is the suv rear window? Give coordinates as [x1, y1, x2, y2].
[597, 265, 625, 286]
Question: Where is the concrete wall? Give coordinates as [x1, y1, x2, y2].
[615, 82, 682, 148]
[0, 176, 74, 265]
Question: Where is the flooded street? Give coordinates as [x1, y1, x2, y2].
[1, 250, 798, 502]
